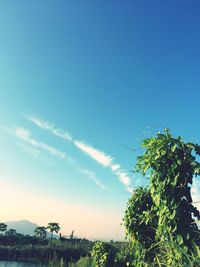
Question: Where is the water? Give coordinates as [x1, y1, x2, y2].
[0, 262, 45, 267]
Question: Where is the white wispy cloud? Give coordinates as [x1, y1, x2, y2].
[0, 124, 111, 191]
[16, 142, 42, 159]
[115, 170, 131, 186]
[113, 169, 131, 190]
[11, 126, 108, 191]
[111, 164, 121, 171]
[74, 140, 113, 167]
[15, 127, 66, 160]
[14, 127, 110, 191]
[24, 116, 133, 192]
[79, 168, 111, 191]
[74, 141, 131, 190]
[24, 115, 73, 142]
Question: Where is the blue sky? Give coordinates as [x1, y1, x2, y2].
[0, 1, 200, 240]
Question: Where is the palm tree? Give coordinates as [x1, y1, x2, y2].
[34, 226, 46, 239]
[47, 222, 60, 240]
[0, 223, 7, 235]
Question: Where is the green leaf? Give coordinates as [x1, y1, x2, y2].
[171, 144, 177, 152]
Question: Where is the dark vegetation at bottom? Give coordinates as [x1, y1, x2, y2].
[0, 235, 90, 265]
[0, 245, 87, 264]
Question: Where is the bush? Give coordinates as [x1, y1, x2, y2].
[123, 130, 200, 266]
[69, 256, 92, 267]
[91, 241, 116, 267]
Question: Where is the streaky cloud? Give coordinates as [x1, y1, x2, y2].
[2, 124, 111, 192]
[111, 164, 121, 171]
[79, 168, 111, 191]
[24, 115, 73, 142]
[115, 170, 131, 187]
[74, 140, 113, 167]
[39, 143, 66, 159]
[74, 141, 131, 191]
[24, 115, 133, 192]
[74, 141, 131, 189]
[15, 127, 111, 191]
[16, 142, 42, 159]
[15, 127, 66, 160]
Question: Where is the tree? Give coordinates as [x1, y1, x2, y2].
[34, 226, 46, 239]
[47, 222, 60, 240]
[0, 223, 7, 235]
[5, 229, 17, 236]
[123, 129, 200, 265]
[70, 230, 74, 240]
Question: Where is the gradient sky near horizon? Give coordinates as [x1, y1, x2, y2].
[0, 1, 200, 240]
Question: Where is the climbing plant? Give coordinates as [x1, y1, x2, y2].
[91, 241, 115, 267]
[124, 129, 200, 265]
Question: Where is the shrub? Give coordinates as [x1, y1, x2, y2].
[91, 241, 116, 267]
[123, 129, 200, 265]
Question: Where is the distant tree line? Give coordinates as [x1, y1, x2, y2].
[0, 222, 91, 265]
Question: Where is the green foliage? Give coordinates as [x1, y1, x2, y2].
[123, 129, 200, 265]
[123, 187, 157, 249]
[34, 226, 47, 239]
[47, 222, 60, 234]
[69, 256, 92, 267]
[0, 235, 89, 264]
[0, 233, 48, 246]
[47, 222, 60, 240]
[47, 255, 67, 267]
[114, 241, 146, 267]
[91, 241, 115, 267]
[152, 240, 200, 267]
[0, 223, 7, 234]
[5, 229, 17, 236]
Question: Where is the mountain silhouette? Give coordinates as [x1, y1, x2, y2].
[4, 220, 58, 238]
[5, 220, 39, 236]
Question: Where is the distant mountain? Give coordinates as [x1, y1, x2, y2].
[4, 220, 58, 238]
[5, 220, 39, 236]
